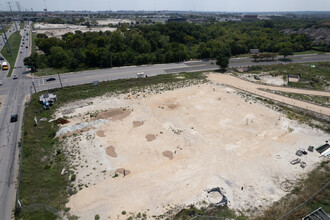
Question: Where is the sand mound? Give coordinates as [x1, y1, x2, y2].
[116, 168, 131, 176]
[162, 151, 174, 159]
[167, 103, 179, 109]
[146, 134, 156, 141]
[133, 121, 144, 128]
[106, 146, 117, 158]
[96, 108, 131, 121]
[96, 130, 105, 137]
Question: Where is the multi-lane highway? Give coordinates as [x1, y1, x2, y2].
[0, 21, 31, 220]
[0, 22, 329, 219]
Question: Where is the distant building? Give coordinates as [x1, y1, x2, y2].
[167, 18, 187, 23]
[243, 15, 258, 21]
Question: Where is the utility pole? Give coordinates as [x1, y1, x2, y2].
[43, 0, 48, 17]
[8, 2, 19, 31]
[16, 1, 21, 12]
[57, 73, 63, 88]
[31, 82, 37, 93]
[110, 54, 112, 68]
[0, 21, 13, 55]
[1, 35, 10, 53]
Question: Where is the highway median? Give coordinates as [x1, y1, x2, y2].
[1, 31, 22, 77]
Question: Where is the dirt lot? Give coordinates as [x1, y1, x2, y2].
[34, 23, 116, 38]
[56, 74, 328, 219]
[96, 19, 134, 25]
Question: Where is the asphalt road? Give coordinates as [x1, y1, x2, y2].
[0, 21, 31, 220]
[0, 23, 329, 219]
[32, 53, 330, 91]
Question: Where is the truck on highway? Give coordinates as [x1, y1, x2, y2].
[1, 62, 8, 70]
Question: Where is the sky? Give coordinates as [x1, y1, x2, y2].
[3, 0, 330, 12]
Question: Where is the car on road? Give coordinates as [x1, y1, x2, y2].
[13, 74, 18, 79]
[46, 77, 56, 82]
[20, 51, 23, 53]
[10, 114, 18, 123]
[0, 56, 4, 60]
[26, 46, 28, 48]
[0, 80, 2, 85]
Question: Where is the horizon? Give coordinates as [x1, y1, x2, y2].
[1, 0, 330, 13]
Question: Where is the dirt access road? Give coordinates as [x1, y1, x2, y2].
[208, 73, 330, 116]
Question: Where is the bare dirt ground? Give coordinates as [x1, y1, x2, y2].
[243, 74, 286, 86]
[34, 23, 116, 38]
[96, 19, 135, 25]
[209, 74, 330, 116]
[56, 74, 328, 219]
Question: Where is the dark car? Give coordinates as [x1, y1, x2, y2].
[46, 77, 56, 82]
[10, 114, 18, 123]
[0, 56, 4, 60]
[26, 46, 28, 48]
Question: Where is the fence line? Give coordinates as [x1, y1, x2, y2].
[189, 215, 226, 220]
[276, 181, 330, 220]
[15, 88, 63, 219]
[20, 204, 63, 218]
[15, 88, 32, 208]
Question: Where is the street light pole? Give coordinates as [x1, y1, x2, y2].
[58, 73, 63, 88]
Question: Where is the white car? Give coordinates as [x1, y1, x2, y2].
[13, 74, 18, 79]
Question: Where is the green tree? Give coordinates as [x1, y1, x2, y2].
[48, 46, 69, 68]
[216, 53, 230, 70]
[279, 47, 293, 59]
[24, 53, 39, 72]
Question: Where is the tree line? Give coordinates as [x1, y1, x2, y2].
[25, 20, 314, 72]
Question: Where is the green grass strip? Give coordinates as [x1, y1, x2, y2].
[0, 31, 22, 77]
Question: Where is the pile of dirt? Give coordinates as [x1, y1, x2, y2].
[96, 108, 131, 121]
[162, 151, 174, 159]
[54, 117, 70, 124]
[133, 121, 144, 128]
[96, 130, 105, 137]
[115, 168, 131, 176]
[106, 146, 117, 158]
[146, 134, 156, 142]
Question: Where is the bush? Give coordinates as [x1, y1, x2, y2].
[71, 174, 76, 182]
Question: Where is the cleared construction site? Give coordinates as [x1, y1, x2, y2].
[54, 73, 329, 219]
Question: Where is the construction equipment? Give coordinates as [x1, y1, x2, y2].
[290, 158, 301, 165]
